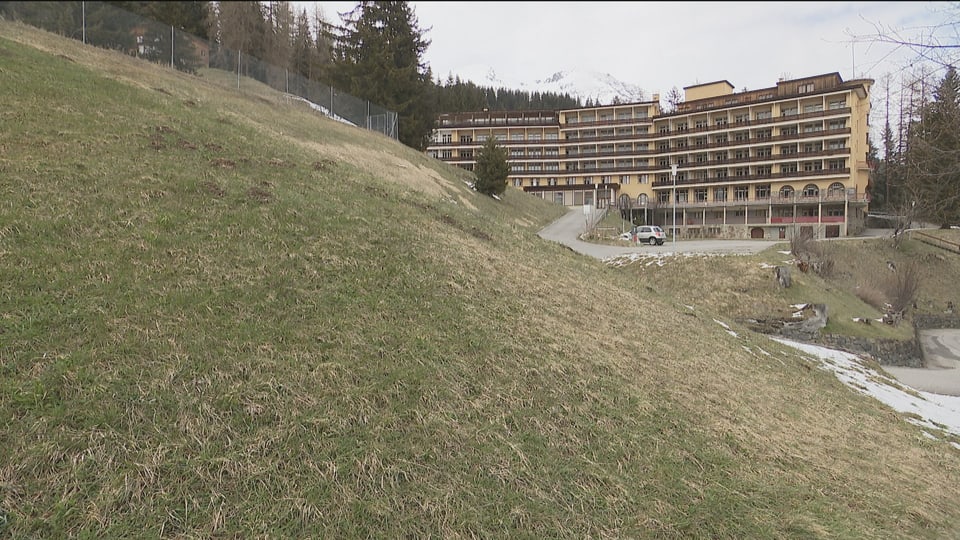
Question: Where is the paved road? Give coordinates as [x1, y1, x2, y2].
[539, 209, 960, 396]
[538, 208, 781, 260]
[884, 330, 960, 397]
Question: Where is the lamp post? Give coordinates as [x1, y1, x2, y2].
[671, 164, 678, 248]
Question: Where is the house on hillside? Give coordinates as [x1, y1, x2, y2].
[426, 73, 874, 241]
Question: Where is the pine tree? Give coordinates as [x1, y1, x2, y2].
[905, 66, 960, 226]
[330, 1, 435, 150]
[474, 136, 509, 197]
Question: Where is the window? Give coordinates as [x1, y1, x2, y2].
[694, 137, 707, 147]
[780, 126, 798, 136]
[827, 159, 846, 170]
[803, 103, 823, 113]
[735, 149, 748, 160]
[828, 182, 845, 196]
[676, 122, 688, 132]
[756, 166, 771, 176]
[734, 185, 749, 201]
[715, 134, 728, 144]
[658, 191, 670, 203]
[755, 184, 771, 199]
[441, 133, 452, 143]
[477, 134, 488, 142]
[755, 110, 772, 120]
[781, 144, 797, 155]
[735, 167, 749, 177]
[802, 123, 823, 133]
[734, 113, 749, 124]
[780, 185, 795, 198]
[802, 184, 819, 197]
[803, 161, 823, 172]
[755, 147, 772, 158]
[695, 153, 708, 163]
[714, 117, 728, 127]
[620, 175, 631, 184]
[734, 131, 749, 142]
[638, 194, 649, 205]
[781, 106, 798, 116]
[695, 120, 707, 129]
[827, 140, 846, 150]
[781, 163, 798, 174]
[798, 83, 815, 93]
[828, 100, 846, 110]
[676, 189, 688, 203]
[715, 169, 728, 179]
[714, 187, 727, 201]
[695, 188, 708, 202]
[755, 129, 772, 140]
[440, 150, 452, 159]
[828, 119, 847, 130]
[513, 179, 522, 187]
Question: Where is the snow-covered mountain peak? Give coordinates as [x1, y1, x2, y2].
[446, 64, 648, 106]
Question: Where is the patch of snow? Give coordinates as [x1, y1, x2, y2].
[287, 94, 356, 127]
[715, 319, 738, 337]
[772, 337, 960, 438]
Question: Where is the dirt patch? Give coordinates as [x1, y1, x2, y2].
[184, 99, 198, 108]
[313, 159, 336, 172]
[204, 143, 223, 152]
[201, 180, 225, 198]
[268, 158, 293, 168]
[247, 183, 271, 202]
[210, 158, 235, 169]
[156, 125, 175, 134]
[177, 139, 197, 150]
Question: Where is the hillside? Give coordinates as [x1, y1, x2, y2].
[3, 20, 960, 538]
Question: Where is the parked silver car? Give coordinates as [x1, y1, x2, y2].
[632, 225, 666, 245]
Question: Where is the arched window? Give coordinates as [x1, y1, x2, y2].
[802, 184, 819, 197]
[779, 185, 795, 198]
[828, 182, 845, 196]
[638, 194, 648, 205]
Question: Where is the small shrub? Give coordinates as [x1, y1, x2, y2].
[885, 261, 921, 315]
[855, 283, 887, 311]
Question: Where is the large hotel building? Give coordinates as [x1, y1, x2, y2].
[426, 73, 874, 240]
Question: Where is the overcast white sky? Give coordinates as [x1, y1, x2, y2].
[304, 1, 956, 97]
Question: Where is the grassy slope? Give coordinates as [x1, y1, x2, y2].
[2, 22, 960, 538]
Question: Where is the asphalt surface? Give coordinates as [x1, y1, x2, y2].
[537, 208, 781, 260]
[538, 209, 960, 396]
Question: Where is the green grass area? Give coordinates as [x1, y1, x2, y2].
[3, 21, 960, 538]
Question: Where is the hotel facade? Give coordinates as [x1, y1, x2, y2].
[426, 73, 874, 240]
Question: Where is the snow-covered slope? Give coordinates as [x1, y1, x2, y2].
[450, 64, 648, 105]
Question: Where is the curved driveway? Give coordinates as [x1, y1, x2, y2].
[538, 208, 780, 260]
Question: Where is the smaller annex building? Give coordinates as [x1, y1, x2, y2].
[426, 73, 874, 240]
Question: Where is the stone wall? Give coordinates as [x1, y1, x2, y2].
[810, 334, 923, 368]
[914, 314, 960, 330]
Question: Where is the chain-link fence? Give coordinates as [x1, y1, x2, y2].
[0, 1, 399, 139]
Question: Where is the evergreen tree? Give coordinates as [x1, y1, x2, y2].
[474, 136, 509, 197]
[330, 1, 435, 150]
[905, 66, 960, 226]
